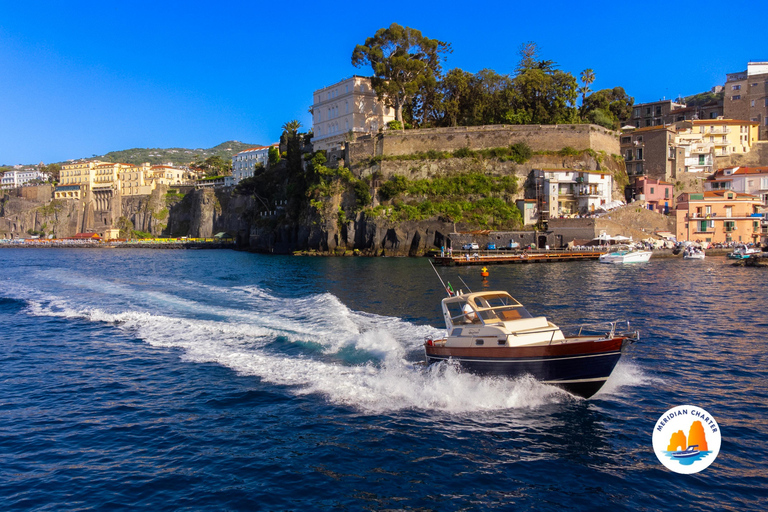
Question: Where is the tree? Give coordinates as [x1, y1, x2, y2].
[352, 23, 451, 127]
[578, 68, 595, 115]
[198, 155, 231, 177]
[268, 146, 280, 168]
[510, 42, 578, 125]
[42, 163, 61, 182]
[281, 120, 303, 177]
[581, 87, 634, 129]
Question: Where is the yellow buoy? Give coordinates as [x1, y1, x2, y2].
[481, 266, 489, 277]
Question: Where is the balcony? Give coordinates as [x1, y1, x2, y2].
[708, 127, 731, 134]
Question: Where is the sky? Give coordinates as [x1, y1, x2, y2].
[1, 1, 766, 165]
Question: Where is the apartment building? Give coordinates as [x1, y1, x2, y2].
[621, 119, 758, 181]
[620, 126, 680, 180]
[724, 62, 768, 140]
[532, 168, 613, 219]
[231, 144, 277, 185]
[150, 165, 191, 187]
[1, 168, 48, 189]
[630, 177, 674, 213]
[675, 190, 762, 243]
[310, 76, 395, 152]
[624, 100, 686, 128]
[706, 166, 768, 205]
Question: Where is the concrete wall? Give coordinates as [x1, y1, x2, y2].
[346, 124, 620, 166]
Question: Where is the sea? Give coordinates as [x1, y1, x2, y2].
[1, 248, 766, 511]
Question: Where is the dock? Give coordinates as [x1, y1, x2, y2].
[433, 249, 605, 266]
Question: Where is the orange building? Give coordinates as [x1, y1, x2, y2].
[675, 191, 762, 243]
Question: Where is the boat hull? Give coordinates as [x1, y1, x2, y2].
[424, 337, 629, 398]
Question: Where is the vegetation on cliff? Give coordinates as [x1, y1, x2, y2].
[370, 172, 522, 228]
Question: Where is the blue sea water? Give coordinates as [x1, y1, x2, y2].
[1, 248, 767, 511]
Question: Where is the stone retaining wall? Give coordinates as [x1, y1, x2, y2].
[346, 124, 620, 166]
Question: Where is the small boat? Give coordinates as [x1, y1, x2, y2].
[599, 246, 652, 264]
[424, 290, 639, 398]
[727, 245, 761, 260]
[672, 445, 700, 458]
[683, 248, 705, 260]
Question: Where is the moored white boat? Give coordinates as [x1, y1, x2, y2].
[598, 247, 652, 264]
[683, 248, 705, 260]
[423, 290, 638, 398]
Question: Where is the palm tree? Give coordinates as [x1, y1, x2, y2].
[578, 69, 595, 114]
[281, 120, 302, 136]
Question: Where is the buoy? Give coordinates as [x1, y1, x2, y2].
[481, 266, 489, 278]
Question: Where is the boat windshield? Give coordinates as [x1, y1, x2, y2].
[445, 293, 533, 325]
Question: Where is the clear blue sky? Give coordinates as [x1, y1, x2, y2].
[1, 1, 766, 165]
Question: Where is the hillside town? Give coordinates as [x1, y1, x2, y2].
[2, 60, 768, 251]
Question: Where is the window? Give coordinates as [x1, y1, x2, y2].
[637, 148, 643, 160]
[633, 108, 640, 117]
[732, 95, 741, 100]
[752, 100, 755, 107]
[621, 137, 631, 144]
[732, 84, 741, 91]
[650, 187, 655, 194]
[665, 188, 669, 199]
[656, 106, 662, 116]
[646, 107, 651, 115]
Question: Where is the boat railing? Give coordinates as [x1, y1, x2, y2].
[559, 319, 639, 341]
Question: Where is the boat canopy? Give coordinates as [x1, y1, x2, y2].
[442, 291, 534, 328]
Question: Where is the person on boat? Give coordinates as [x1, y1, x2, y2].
[462, 303, 478, 323]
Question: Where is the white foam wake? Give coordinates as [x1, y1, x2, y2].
[4, 276, 640, 414]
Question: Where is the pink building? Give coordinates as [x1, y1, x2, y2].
[631, 177, 674, 214]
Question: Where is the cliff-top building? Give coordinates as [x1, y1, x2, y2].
[310, 76, 395, 152]
[1, 168, 48, 189]
[231, 144, 278, 186]
[724, 62, 768, 140]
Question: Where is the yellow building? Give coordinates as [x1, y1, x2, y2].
[675, 190, 763, 243]
[150, 165, 190, 186]
[683, 119, 759, 157]
[119, 163, 154, 196]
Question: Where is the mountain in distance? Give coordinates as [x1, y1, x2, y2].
[95, 140, 261, 166]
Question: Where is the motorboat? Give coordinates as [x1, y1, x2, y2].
[598, 246, 652, 264]
[727, 245, 761, 260]
[423, 290, 639, 398]
[683, 248, 705, 260]
[671, 445, 700, 459]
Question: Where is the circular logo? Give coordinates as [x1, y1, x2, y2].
[652, 405, 720, 474]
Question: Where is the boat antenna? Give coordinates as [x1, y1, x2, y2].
[429, 260, 454, 297]
[458, 275, 473, 293]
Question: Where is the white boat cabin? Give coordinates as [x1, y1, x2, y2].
[440, 291, 565, 347]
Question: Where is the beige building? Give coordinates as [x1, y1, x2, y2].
[119, 163, 153, 196]
[675, 190, 762, 243]
[533, 168, 614, 219]
[310, 75, 395, 152]
[150, 165, 190, 187]
[724, 62, 768, 140]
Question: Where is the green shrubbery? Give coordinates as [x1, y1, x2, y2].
[371, 172, 522, 228]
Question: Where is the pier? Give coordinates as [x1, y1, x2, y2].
[433, 249, 605, 266]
